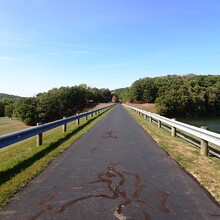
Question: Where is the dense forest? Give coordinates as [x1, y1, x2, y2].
[0, 85, 112, 125]
[114, 74, 220, 117]
[0, 93, 21, 118]
[1, 75, 220, 125]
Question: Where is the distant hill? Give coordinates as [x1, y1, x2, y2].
[0, 93, 21, 99]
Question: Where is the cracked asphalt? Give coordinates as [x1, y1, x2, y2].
[0, 104, 219, 220]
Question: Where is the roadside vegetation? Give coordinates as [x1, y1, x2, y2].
[0, 84, 112, 126]
[126, 107, 220, 204]
[114, 74, 220, 118]
[0, 107, 113, 207]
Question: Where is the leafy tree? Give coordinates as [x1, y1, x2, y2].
[4, 105, 14, 118]
[0, 97, 19, 117]
[0, 102, 4, 117]
[130, 79, 145, 101]
[113, 87, 131, 103]
[13, 98, 38, 125]
[99, 88, 112, 102]
[117, 74, 220, 117]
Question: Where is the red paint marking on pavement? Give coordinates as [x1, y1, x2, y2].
[29, 164, 170, 220]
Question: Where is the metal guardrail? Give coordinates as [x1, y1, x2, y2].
[123, 104, 220, 158]
[0, 104, 114, 149]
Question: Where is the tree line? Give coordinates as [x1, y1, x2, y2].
[114, 74, 220, 117]
[0, 85, 112, 125]
[1, 75, 220, 123]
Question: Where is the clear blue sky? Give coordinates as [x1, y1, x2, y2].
[0, 0, 220, 97]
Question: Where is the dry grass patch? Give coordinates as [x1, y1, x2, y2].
[0, 118, 29, 136]
[126, 103, 157, 113]
[126, 107, 220, 204]
[94, 103, 113, 108]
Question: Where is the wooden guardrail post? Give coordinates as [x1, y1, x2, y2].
[171, 118, 176, 137]
[63, 117, 67, 132]
[76, 114, 80, 125]
[200, 126, 208, 156]
[158, 120, 161, 128]
[37, 123, 43, 146]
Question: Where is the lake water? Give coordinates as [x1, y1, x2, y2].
[177, 117, 220, 134]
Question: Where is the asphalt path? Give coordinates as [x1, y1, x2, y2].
[0, 104, 219, 220]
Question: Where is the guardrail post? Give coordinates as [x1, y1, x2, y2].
[200, 126, 208, 156]
[37, 123, 43, 146]
[149, 116, 152, 123]
[171, 118, 176, 137]
[158, 120, 161, 128]
[63, 117, 67, 132]
[76, 114, 80, 125]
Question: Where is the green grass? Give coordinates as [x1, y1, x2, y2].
[0, 109, 112, 207]
[125, 107, 220, 204]
[0, 117, 29, 136]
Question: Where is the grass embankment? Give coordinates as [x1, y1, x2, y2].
[126, 107, 220, 204]
[0, 117, 29, 136]
[0, 107, 113, 207]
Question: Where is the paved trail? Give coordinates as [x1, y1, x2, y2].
[0, 105, 219, 220]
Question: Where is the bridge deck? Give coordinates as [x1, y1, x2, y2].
[0, 104, 219, 219]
